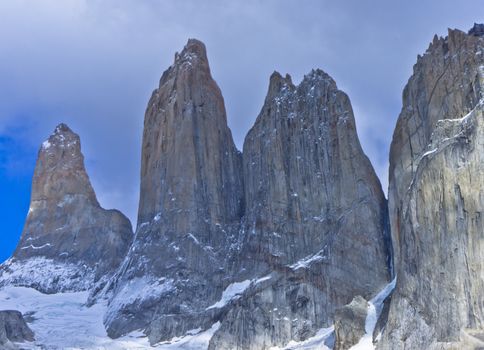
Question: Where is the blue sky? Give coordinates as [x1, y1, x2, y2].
[0, 0, 482, 263]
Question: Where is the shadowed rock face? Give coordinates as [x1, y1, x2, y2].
[334, 296, 368, 350]
[0, 124, 133, 293]
[0, 310, 35, 346]
[380, 25, 484, 349]
[104, 40, 391, 348]
[208, 70, 391, 349]
[104, 39, 245, 339]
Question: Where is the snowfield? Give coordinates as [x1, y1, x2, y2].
[0, 278, 396, 349]
[0, 286, 219, 349]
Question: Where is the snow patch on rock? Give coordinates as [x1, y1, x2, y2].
[206, 280, 251, 310]
[0, 257, 96, 293]
[349, 277, 397, 350]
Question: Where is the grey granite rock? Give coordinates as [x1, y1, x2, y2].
[209, 70, 392, 349]
[0, 124, 133, 293]
[104, 39, 245, 341]
[103, 40, 391, 349]
[380, 26, 484, 349]
[334, 296, 368, 350]
[0, 310, 34, 346]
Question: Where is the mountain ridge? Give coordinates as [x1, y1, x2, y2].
[0, 23, 482, 350]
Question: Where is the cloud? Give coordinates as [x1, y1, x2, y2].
[0, 0, 481, 224]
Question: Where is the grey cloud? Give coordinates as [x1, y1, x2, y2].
[0, 0, 481, 224]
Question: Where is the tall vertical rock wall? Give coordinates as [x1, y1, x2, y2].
[104, 39, 245, 339]
[0, 124, 133, 293]
[380, 25, 484, 349]
[208, 70, 392, 349]
[103, 40, 392, 349]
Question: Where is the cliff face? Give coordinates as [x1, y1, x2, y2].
[103, 40, 392, 349]
[137, 39, 244, 227]
[104, 39, 245, 339]
[209, 70, 392, 349]
[0, 124, 133, 293]
[380, 26, 484, 349]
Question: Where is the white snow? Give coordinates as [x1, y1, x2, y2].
[106, 276, 174, 319]
[289, 250, 326, 270]
[155, 322, 221, 349]
[255, 275, 272, 284]
[206, 280, 251, 310]
[0, 257, 96, 293]
[0, 286, 220, 349]
[187, 233, 200, 245]
[58, 194, 76, 207]
[20, 243, 52, 250]
[270, 326, 334, 350]
[349, 277, 397, 350]
[41, 140, 51, 149]
[420, 148, 437, 158]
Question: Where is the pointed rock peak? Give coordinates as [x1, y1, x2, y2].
[41, 123, 80, 152]
[266, 71, 294, 99]
[183, 38, 207, 58]
[469, 23, 484, 36]
[301, 68, 337, 90]
[35, 124, 97, 204]
[54, 123, 73, 134]
[173, 38, 209, 69]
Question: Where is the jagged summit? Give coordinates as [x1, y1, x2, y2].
[209, 67, 392, 348]
[267, 68, 337, 99]
[174, 38, 208, 63]
[105, 38, 244, 340]
[54, 122, 71, 132]
[36, 123, 98, 205]
[300, 68, 338, 91]
[264, 71, 295, 103]
[158, 38, 211, 88]
[0, 124, 133, 294]
[469, 22, 484, 36]
[381, 23, 484, 349]
[2, 25, 481, 349]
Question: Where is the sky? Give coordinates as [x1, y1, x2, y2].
[0, 0, 482, 262]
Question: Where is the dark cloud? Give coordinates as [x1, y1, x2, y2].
[0, 0, 481, 225]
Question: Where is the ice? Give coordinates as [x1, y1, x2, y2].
[206, 280, 251, 310]
[0, 286, 219, 349]
[349, 277, 397, 350]
[41, 140, 51, 149]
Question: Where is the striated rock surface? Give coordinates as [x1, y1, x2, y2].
[0, 124, 133, 293]
[209, 70, 392, 349]
[334, 296, 368, 350]
[380, 25, 484, 349]
[0, 310, 34, 347]
[104, 39, 245, 340]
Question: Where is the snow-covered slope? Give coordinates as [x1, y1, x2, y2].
[0, 257, 97, 294]
[0, 285, 344, 350]
[0, 286, 221, 349]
